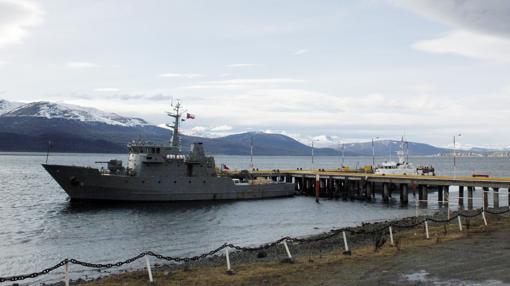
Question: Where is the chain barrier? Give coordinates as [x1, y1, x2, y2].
[0, 259, 68, 283]
[1, 207, 508, 283]
[484, 207, 510, 215]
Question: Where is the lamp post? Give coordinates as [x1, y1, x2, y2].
[372, 137, 379, 167]
[453, 134, 462, 179]
[311, 139, 318, 170]
[337, 141, 345, 168]
[249, 135, 254, 170]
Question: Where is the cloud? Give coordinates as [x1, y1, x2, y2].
[159, 73, 204, 79]
[182, 78, 305, 90]
[67, 61, 100, 69]
[181, 125, 234, 138]
[211, 125, 232, 132]
[293, 49, 308, 55]
[392, 0, 510, 38]
[0, 60, 6, 66]
[0, 0, 44, 47]
[226, 63, 260, 68]
[413, 30, 510, 62]
[393, 0, 510, 62]
[93, 88, 120, 92]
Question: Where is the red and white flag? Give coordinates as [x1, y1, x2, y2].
[186, 113, 195, 119]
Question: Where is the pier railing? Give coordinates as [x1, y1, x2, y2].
[1, 207, 509, 285]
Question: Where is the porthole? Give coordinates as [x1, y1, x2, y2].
[174, 181, 177, 184]
[189, 180, 192, 184]
[203, 180, 206, 184]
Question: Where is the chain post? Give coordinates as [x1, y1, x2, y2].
[64, 260, 69, 286]
[389, 226, 394, 246]
[424, 219, 430, 239]
[282, 239, 293, 260]
[145, 256, 153, 283]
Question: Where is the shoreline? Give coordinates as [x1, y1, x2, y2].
[40, 208, 509, 286]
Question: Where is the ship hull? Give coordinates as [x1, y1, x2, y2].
[43, 164, 295, 201]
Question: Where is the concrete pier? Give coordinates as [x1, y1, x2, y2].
[249, 169, 510, 208]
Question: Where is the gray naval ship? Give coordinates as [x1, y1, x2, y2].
[43, 102, 295, 201]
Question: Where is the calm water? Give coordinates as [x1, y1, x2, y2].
[0, 153, 509, 285]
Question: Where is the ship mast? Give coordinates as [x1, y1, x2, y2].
[166, 101, 184, 149]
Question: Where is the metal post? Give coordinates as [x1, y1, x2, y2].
[389, 226, 394, 246]
[457, 216, 463, 231]
[342, 231, 351, 255]
[283, 240, 293, 260]
[372, 137, 377, 167]
[311, 140, 315, 170]
[424, 219, 430, 239]
[64, 261, 69, 286]
[145, 256, 153, 283]
[482, 209, 488, 226]
[225, 247, 232, 273]
[453, 134, 461, 179]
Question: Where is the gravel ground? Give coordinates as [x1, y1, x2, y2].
[38, 207, 510, 286]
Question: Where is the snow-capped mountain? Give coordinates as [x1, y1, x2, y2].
[0, 99, 24, 115]
[0, 100, 148, 127]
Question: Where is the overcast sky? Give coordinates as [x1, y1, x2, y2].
[1, 0, 510, 148]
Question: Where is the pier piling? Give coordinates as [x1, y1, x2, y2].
[444, 186, 450, 206]
[438, 186, 444, 205]
[400, 184, 409, 204]
[493, 188, 500, 208]
[483, 187, 489, 209]
[383, 183, 389, 203]
[419, 185, 428, 206]
[468, 187, 474, 210]
[366, 182, 373, 201]
[315, 175, 320, 203]
[458, 186, 464, 208]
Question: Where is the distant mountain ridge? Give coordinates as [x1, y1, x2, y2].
[1, 100, 148, 127]
[0, 99, 451, 155]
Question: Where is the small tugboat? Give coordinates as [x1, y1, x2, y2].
[43, 102, 295, 201]
[375, 138, 435, 176]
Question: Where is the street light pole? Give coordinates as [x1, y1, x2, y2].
[311, 139, 320, 170]
[453, 134, 462, 179]
[312, 140, 315, 170]
[342, 142, 345, 167]
[372, 137, 379, 167]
